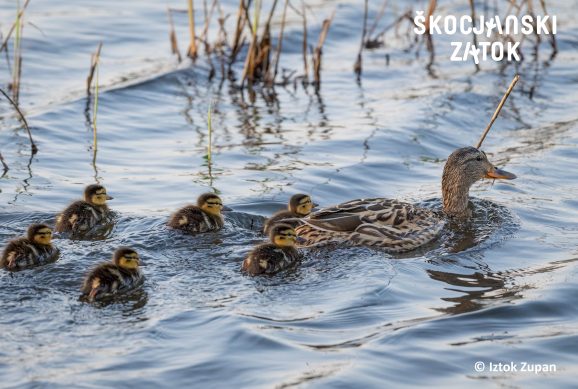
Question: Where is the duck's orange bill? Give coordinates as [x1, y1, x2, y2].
[485, 167, 517, 180]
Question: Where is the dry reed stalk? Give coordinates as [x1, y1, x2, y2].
[0, 87, 37, 154]
[301, 1, 309, 83]
[0, 0, 31, 53]
[207, 100, 213, 163]
[312, 10, 335, 87]
[240, 0, 261, 87]
[423, 0, 437, 34]
[187, 0, 198, 59]
[268, 0, 289, 86]
[539, 0, 557, 55]
[423, 0, 437, 59]
[11, 2, 23, 104]
[89, 46, 102, 165]
[0, 151, 8, 175]
[200, 0, 218, 79]
[167, 7, 183, 62]
[367, 0, 388, 39]
[468, 0, 480, 71]
[476, 74, 520, 149]
[86, 42, 103, 95]
[229, 0, 248, 68]
[354, 0, 369, 79]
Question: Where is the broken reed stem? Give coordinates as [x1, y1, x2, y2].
[86, 42, 103, 95]
[241, 0, 261, 86]
[367, 0, 388, 38]
[301, 1, 309, 83]
[92, 50, 101, 162]
[312, 11, 335, 87]
[0, 0, 31, 53]
[229, 0, 247, 68]
[468, 0, 480, 71]
[424, 0, 437, 55]
[12, 1, 23, 104]
[0, 151, 8, 174]
[476, 74, 520, 149]
[207, 100, 213, 163]
[0, 87, 37, 154]
[187, 0, 198, 59]
[354, 0, 369, 79]
[269, 0, 289, 85]
[167, 7, 182, 62]
[539, 0, 557, 55]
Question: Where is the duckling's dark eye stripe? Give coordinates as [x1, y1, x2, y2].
[207, 201, 222, 205]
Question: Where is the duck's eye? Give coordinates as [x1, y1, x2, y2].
[476, 156, 482, 161]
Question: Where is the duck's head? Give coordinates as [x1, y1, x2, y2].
[84, 184, 113, 206]
[442, 146, 516, 217]
[288, 194, 315, 216]
[112, 247, 140, 270]
[270, 223, 298, 248]
[28, 224, 53, 246]
[198, 193, 226, 216]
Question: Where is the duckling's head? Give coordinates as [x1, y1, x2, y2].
[442, 147, 516, 217]
[84, 184, 113, 206]
[198, 193, 225, 216]
[112, 247, 140, 270]
[270, 223, 297, 248]
[288, 194, 314, 216]
[28, 224, 53, 246]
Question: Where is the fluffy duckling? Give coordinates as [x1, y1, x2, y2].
[263, 194, 316, 235]
[81, 247, 143, 302]
[55, 184, 114, 235]
[242, 224, 302, 275]
[168, 193, 228, 234]
[1, 224, 59, 271]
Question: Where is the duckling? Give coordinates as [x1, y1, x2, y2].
[242, 223, 302, 275]
[296, 147, 516, 252]
[263, 193, 316, 235]
[168, 193, 227, 234]
[80, 247, 143, 302]
[55, 184, 114, 236]
[1, 224, 59, 271]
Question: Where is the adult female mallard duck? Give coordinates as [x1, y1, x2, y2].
[55, 184, 114, 236]
[263, 193, 316, 234]
[168, 193, 229, 234]
[81, 247, 143, 302]
[242, 224, 302, 275]
[1, 224, 59, 271]
[295, 147, 516, 252]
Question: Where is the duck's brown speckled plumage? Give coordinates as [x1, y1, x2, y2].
[81, 247, 142, 302]
[296, 147, 516, 251]
[1, 224, 59, 271]
[296, 198, 444, 252]
[55, 184, 113, 235]
[168, 193, 225, 234]
[242, 224, 301, 275]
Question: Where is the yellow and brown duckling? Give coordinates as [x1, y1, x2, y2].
[81, 247, 143, 302]
[263, 193, 316, 235]
[296, 147, 516, 252]
[1, 224, 59, 271]
[242, 224, 302, 276]
[55, 184, 114, 236]
[168, 193, 229, 234]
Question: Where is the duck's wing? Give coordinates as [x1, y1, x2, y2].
[304, 198, 414, 233]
